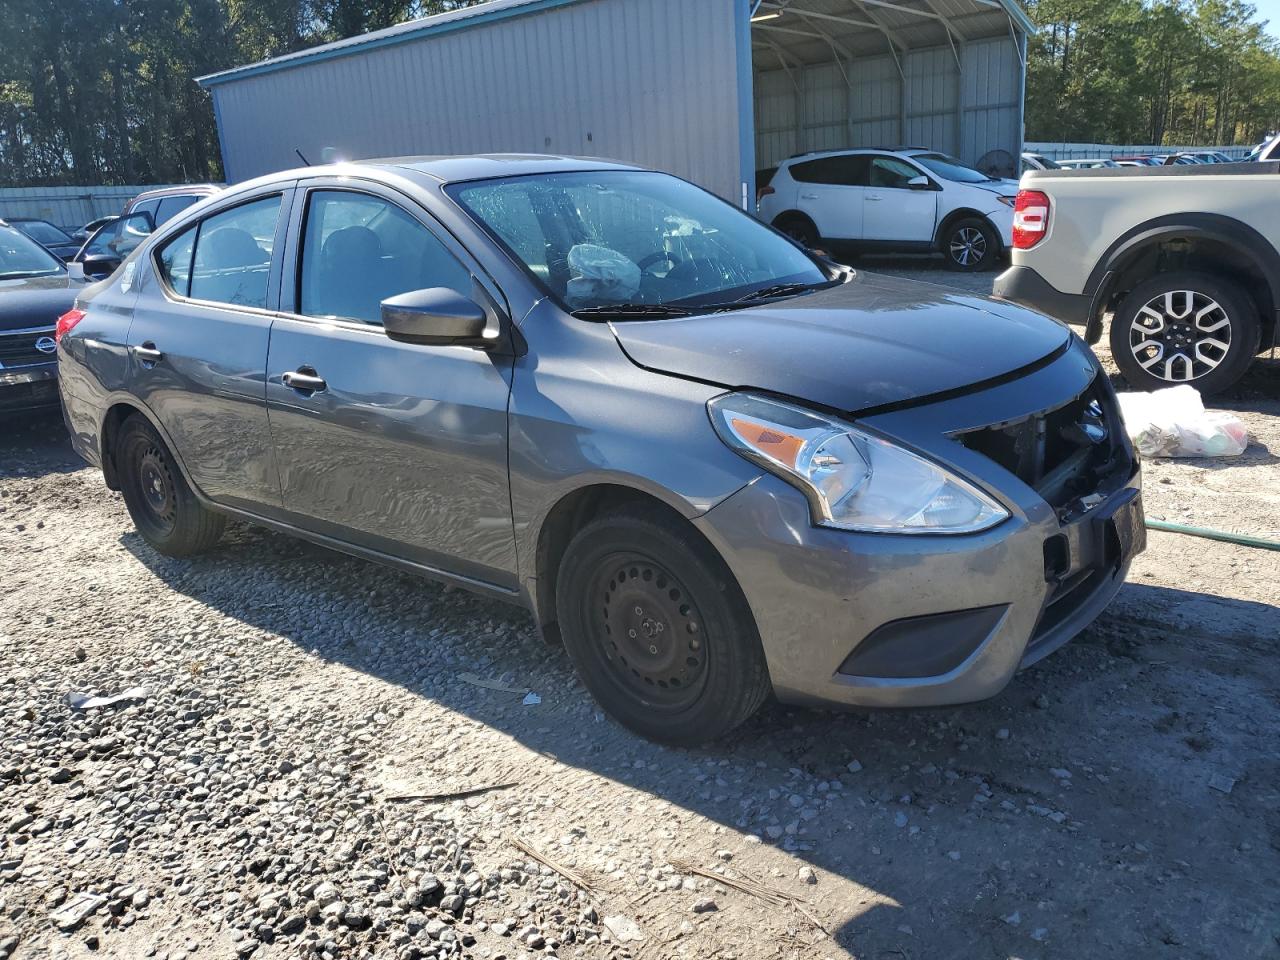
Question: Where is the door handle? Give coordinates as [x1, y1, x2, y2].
[282, 369, 327, 395]
[866, 195, 883, 201]
[134, 342, 163, 364]
[799, 193, 819, 200]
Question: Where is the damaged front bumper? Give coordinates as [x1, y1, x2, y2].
[694, 336, 1142, 709]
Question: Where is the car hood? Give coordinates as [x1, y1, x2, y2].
[969, 178, 1019, 195]
[609, 272, 1071, 414]
[0, 275, 79, 332]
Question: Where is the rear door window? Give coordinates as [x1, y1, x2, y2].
[789, 156, 868, 186]
[296, 190, 471, 325]
[130, 199, 161, 226]
[155, 194, 201, 226]
[188, 196, 281, 309]
[157, 224, 197, 296]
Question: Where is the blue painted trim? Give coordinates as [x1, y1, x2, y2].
[734, 0, 755, 210]
[197, 0, 593, 88]
[209, 89, 233, 183]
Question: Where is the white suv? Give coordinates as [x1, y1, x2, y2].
[758, 148, 1018, 271]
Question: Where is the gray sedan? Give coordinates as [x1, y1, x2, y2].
[57, 155, 1143, 744]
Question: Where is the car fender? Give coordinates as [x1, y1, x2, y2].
[96, 391, 204, 496]
[1083, 213, 1280, 343]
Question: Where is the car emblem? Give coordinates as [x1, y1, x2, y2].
[35, 336, 57, 354]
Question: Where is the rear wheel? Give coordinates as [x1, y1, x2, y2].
[774, 214, 819, 249]
[117, 416, 226, 556]
[1109, 272, 1259, 394]
[942, 217, 999, 272]
[555, 506, 771, 745]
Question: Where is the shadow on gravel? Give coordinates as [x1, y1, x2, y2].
[0, 410, 80, 478]
[122, 521, 1280, 958]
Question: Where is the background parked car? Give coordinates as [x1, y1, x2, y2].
[1057, 159, 1120, 169]
[0, 221, 80, 415]
[5, 218, 81, 260]
[71, 215, 119, 244]
[71, 184, 221, 279]
[758, 147, 1018, 271]
[1020, 152, 1061, 172]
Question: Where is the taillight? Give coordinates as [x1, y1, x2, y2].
[1012, 190, 1050, 249]
[55, 308, 86, 344]
[757, 184, 775, 203]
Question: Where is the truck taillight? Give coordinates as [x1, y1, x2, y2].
[55, 308, 85, 344]
[1012, 190, 1050, 249]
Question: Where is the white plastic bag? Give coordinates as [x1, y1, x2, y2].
[564, 243, 641, 307]
[1115, 385, 1249, 457]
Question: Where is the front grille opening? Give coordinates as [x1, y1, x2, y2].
[957, 376, 1129, 515]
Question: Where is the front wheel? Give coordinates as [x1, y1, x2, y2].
[117, 416, 226, 557]
[1109, 272, 1260, 394]
[555, 506, 771, 745]
[774, 214, 819, 250]
[942, 217, 999, 272]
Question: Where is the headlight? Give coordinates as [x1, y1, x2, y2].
[708, 393, 1008, 534]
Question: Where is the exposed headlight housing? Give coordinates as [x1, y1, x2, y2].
[708, 393, 1008, 534]
[996, 195, 1018, 207]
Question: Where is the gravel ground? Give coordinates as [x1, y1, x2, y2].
[2, 264, 1279, 960]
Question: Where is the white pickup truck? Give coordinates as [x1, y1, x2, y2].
[993, 162, 1280, 393]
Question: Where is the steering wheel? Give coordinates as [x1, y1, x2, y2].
[637, 251, 680, 274]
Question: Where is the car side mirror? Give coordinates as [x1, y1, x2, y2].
[382, 287, 495, 347]
[66, 261, 86, 281]
[80, 253, 121, 279]
[907, 175, 931, 190]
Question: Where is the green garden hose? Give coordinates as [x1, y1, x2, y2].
[1146, 518, 1280, 552]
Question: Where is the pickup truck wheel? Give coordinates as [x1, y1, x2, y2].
[1110, 272, 1260, 394]
[556, 506, 771, 745]
[942, 218, 998, 272]
[117, 416, 226, 557]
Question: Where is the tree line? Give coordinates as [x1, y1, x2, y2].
[0, 0, 480, 187]
[3, 0, 1279, 188]
[1026, 0, 1280, 146]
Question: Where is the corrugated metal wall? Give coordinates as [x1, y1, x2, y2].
[0, 184, 191, 231]
[210, 0, 746, 200]
[753, 36, 1022, 170]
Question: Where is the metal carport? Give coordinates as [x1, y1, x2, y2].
[198, 0, 1031, 207]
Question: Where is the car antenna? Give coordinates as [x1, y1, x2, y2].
[295, 148, 311, 165]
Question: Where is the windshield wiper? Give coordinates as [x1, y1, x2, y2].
[730, 282, 822, 304]
[571, 303, 694, 320]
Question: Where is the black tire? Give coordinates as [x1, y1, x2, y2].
[1109, 272, 1260, 394]
[117, 415, 226, 557]
[774, 214, 819, 250]
[555, 505, 771, 745]
[942, 217, 999, 272]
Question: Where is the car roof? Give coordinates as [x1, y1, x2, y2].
[368, 153, 644, 182]
[129, 184, 222, 204]
[782, 147, 925, 165]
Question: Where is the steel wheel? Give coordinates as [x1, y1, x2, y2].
[949, 226, 987, 267]
[555, 506, 771, 744]
[1127, 289, 1231, 383]
[591, 553, 708, 712]
[117, 416, 226, 556]
[135, 444, 178, 534]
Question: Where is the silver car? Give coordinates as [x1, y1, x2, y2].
[58, 156, 1143, 744]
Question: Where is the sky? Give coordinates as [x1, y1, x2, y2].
[1255, 0, 1280, 37]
